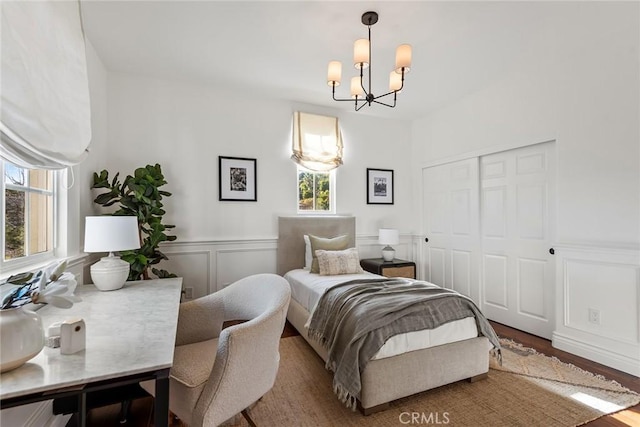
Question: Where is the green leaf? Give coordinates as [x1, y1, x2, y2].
[92, 164, 177, 281]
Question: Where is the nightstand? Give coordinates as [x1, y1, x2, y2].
[360, 258, 416, 279]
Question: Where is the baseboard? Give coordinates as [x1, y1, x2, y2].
[552, 332, 640, 376]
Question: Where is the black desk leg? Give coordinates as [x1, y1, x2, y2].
[155, 369, 170, 427]
[77, 392, 87, 427]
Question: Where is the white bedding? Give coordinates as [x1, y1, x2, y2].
[284, 269, 479, 360]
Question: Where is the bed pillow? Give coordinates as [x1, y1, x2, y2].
[316, 248, 364, 276]
[309, 234, 350, 273]
[303, 234, 312, 270]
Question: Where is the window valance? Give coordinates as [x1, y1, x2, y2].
[291, 112, 343, 172]
[1, 0, 91, 169]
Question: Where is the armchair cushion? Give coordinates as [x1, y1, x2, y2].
[141, 337, 218, 424]
[175, 294, 224, 346]
[171, 338, 218, 388]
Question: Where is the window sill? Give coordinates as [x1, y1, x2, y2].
[0, 253, 89, 282]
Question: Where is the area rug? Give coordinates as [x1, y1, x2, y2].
[232, 336, 639, 427]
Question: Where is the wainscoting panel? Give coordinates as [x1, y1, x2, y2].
[216, 247, 277, 290]
[156, 234, 418, 296]
[160, 251, 211, 299]
[553, 245, 640, 376]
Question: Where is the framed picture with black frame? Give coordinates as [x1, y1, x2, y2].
[219, 156, 257, 201]
[366, 168, 394, 205]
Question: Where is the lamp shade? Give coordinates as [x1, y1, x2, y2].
[351, 76, 364, 98]
[395, 44, 412, 72]
[378, 228, 399, 245]
[84, 216, 140, 253]
[353, 38, 370, 68]
[389, 71, 403, 92]
[327, 61, 342, 86]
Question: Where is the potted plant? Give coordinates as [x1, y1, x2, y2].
[91, 164, 177, 280]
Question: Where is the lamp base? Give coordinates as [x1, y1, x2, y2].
[382, 246, 395, 262]
[90, 255, 130, 291]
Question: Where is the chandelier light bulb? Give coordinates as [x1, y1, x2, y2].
[395, 44, 412, 73]
[353, 39, 370, 69]
[327, 61, 342, 86]
[389, 71, 403, 92]
[351, 76, 364, 98]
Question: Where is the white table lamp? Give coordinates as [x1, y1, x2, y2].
[379, 228, 399, 262]
[84, 216, 141, 291]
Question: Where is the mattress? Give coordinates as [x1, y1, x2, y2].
[284, 269, 479, 360]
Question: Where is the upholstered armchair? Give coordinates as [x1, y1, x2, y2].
[141, 273, 291, 426]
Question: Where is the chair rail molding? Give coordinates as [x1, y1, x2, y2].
[126, 235, 418, 297]
[552, 244, 640, 376]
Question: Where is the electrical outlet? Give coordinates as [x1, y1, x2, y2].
[588, 308, 600, 325]
[184, 287, 193, 299]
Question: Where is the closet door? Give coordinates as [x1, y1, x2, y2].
[422, 158, 480, 303]
[480, 142, 555, 339]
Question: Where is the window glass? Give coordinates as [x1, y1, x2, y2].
[298, 167, 334, 213]
[2, 162, 54, 262]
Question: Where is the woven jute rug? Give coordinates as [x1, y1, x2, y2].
[235, 336, 639, 427]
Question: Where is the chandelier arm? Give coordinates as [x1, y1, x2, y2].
[372, 68, 406, 99]
[374, 90, 398, 108]
[355, 100, 369, 112]
[373, 97, 397, 108]
[397, 68, 406, 92]
[332, 85, 358, 102]
[373, 90, 398, 100]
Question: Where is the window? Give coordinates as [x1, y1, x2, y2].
[2, 161, 55, 265]
[297, 166, 335, 213]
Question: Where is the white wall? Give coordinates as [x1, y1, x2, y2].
[95, 72, 413, 292]
[411, 2, 640, 375]
[104, 73, 413, 239]
[412, 2, 639, 248]
[79, 40, 109, 229]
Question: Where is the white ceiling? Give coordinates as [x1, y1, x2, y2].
[81, 1, 563, 120]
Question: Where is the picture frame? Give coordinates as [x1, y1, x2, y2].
[219, 156, 257, 201]
[366, 168, 394, 205]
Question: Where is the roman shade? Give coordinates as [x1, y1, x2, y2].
[0, 0, 91, 169]
[292, 112, 343, 172]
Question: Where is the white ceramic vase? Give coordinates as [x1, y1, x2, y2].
[0, 306, 45, 373]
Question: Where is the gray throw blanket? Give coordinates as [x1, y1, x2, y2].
[307, 278, 501, 410]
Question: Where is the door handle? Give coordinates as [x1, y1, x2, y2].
[549, 248, 555, 255]
[424, 237, 429, 243]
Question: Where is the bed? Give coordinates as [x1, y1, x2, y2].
[277, 216, 496, 414]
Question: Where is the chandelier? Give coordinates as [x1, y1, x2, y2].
[326, 11, 412, 111]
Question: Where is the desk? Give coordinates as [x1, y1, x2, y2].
[0, 278, 182, 427]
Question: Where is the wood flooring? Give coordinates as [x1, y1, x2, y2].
[67, 321, 640, 427]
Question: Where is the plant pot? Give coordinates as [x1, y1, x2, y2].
[0, 306, 44, 373]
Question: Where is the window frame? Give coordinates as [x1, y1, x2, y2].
[296, 166, 336, 215]
[1, 161, 58, 273]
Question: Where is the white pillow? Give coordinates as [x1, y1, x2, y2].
[316, 248, 364, 276]
[303, 234, 312, 270]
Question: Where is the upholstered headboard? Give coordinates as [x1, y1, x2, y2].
[277, 216, 356, 276]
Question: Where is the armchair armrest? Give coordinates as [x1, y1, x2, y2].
[175, 292, 224, 346]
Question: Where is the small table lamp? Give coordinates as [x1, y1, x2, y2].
[84, 216, 141, 291]
[379, 228, 399, 262]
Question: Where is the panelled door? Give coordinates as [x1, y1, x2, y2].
[422, 142, 555, 339]
[480, 142, 555, 339]
[422, 158, 480, 304]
